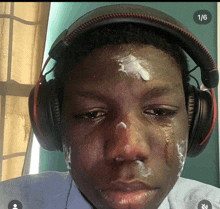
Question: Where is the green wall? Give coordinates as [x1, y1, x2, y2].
[39, 2, 219, 187]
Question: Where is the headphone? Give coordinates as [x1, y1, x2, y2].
[29, 4, 218, 157]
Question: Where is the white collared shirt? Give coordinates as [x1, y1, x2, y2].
[0, 171, 219, 209]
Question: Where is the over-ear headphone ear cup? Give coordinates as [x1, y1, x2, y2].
[29, 80, 57, 151]
[29, 78, 63, 151]
[187, 85, 213, 157]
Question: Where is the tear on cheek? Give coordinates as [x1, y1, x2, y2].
[164, 139, 187, 177]
[162, 126, 187, 175]
[63, 144, 72, 169]
[176, 140, 188, 177]
[162, 126, 175, 168]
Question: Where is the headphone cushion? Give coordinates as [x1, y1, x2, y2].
[187, 85, 213, 157]
[187, 93, 195, 131]
[48, 80, 63, 151]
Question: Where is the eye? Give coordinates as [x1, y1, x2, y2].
[74, 111, 107, 120]
[144, 107, 177, 118]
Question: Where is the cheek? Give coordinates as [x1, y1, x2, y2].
[162, 122, 188, 176]
[75, 136, 103, 172]
[62, 122, 105, 172]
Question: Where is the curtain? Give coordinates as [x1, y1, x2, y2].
[0, 2, 50, 182]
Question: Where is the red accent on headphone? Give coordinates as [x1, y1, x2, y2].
[33, 57, 51, 138]
[200, 88, 217, 146]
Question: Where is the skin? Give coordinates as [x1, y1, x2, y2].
[61, 44, 189, 209]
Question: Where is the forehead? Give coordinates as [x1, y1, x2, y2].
[65, 44, 183, 93]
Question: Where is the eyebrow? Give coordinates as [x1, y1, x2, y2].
[142, 86, 176, 98]
[64, 85, 179, 102]
[64, 90, 111, 103]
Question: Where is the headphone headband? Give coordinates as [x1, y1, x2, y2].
[49, 4, 218, 88]
[29, 4, 218, 155]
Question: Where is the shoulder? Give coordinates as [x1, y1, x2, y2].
[167, 177, 220, 208]
[0, 171, 70, 192]
[0, 171, 71, 209]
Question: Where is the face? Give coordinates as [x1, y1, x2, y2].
[61, 44, 189, 209]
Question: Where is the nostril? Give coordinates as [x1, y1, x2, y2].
[114, 156, 125, 162]
[135, 156, 146, 162]
[113, 155, 146, 163]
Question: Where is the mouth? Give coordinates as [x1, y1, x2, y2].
[99, 181, 158, 209]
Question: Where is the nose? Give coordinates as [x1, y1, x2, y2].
[105, 113, 150, 163]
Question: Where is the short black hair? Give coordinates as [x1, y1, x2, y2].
[53, 23, 190, 110]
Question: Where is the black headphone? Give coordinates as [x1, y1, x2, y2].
[29, 4, 218, 157]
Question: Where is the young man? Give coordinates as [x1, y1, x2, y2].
[0, 4, 219, 209]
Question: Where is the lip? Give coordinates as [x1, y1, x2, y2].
[103, 180, 155, 192]
[100, 181, 158, 209]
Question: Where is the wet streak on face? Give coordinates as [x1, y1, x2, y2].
[61, 44, 188, 209]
